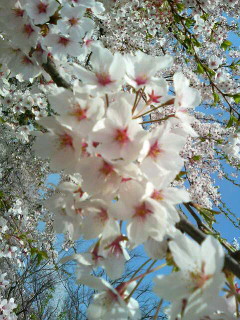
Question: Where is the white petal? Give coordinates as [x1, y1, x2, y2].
[169, 235, 201, 271]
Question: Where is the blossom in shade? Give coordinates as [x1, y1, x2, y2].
[77, 275, 141, 320]
[33, 116, 81, 172]
[25, 0, 59, 25]
[43, 31, 83, 58]
[78, 156, 140, 197]
[48, 88, 105, 137]
[8, 18, 39, 52]
[79, 199, 112, 239]
[57, 4, 95, 38]
[44, 174, 87, 240]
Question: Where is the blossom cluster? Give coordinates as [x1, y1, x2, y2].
[32, 42, 239, 318]
[0, 0, 239, 319]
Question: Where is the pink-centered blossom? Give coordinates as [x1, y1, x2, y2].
[25, 0, 59, 25]
[91, 98, 147, 163]
[125, 50, 173, 90]
[154, 235, 225, 319]
[48, 88, 105, 136]
[110, 180, 170, 245]
[33, 116, 81, 172]
[74, 44, 126, 94]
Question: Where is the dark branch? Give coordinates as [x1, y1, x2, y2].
[176, 212, 240, 279]
[42, 57, 72, 90]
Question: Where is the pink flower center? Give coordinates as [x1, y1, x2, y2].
[114, 128, 129, 145]
[84, 39, 93, 47]
[235, 284, 240, 294]
[105, 235, 127, 257]
[121, 177, 132, 183]
[58, 36, 70, 47]
[69, 17, 78, 26]
[75, 208, 83, 215]
[98, 208, 109, 222]
[73, 187, 84, 198]
[13, 8, 24, 17]
[190, 271, 212, 290]
[70, 105, 87, 121]
[151, 189, 164, 201]
[148, 140, 162, 159]
[91, 244, 104, 264]
[99, 161, 114, 176]
[148, 90, 162, 103]
[59, 133, 74, 149]
[23, 24, 34, 37]
[22, 56, 33, 65]
[81, 142, 90, 156]
[92, 141, 99, 148]
[106, 289, 119, 303]
[134, 202, 153, 219]
[135, 74, 148, 86]
[37, 2, 48, 14]
[96, 72, 114, 86]
[190, 263, 212, 290]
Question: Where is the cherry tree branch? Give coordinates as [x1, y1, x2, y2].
[42, 57, 72, 90]
[176, 212, 240, 278]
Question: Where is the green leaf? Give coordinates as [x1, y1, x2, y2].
[196, 63, 204, 74]
[197, 207, 220, 226]
[192, 155, 202, 161]
[185, 18, 195, 28]
[201, 13, 210, 21]
[233, 94, 240, 104]
[221, 40, 232, 50]
[176, 3, 185, 11]
[206, 67, 216, 77]
[30, 248, 48, 265]
[227, 114, 238, 128]
[175, 171, 187, 181]
[213, 92, 220, 105]
[145, 32, 153, 40]
[192, 38, 201, 48]
[173, 14, 181, 23]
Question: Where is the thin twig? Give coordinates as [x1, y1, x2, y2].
[153, 299, 163, 320]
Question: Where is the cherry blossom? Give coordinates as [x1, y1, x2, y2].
[25, 0, 59, 25]
[43, 31, 83, 59]
[0, 0, 239, 318]
[74, 44, 126, 94]
[57, 4, 95, 38]
[33, 116, 82, 172]
[110, 180, 171, 245]
[125, 51, 173, 90]
[78, 276, 141, 320]
[154, 235, 225, 319]
[91, 97, 147, 163]
[48, 87, 105, 136]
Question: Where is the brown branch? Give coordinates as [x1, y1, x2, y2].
[42, 57, 72, 90]
[185, 203, 238, 255]
[176, 212, 240, 279]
